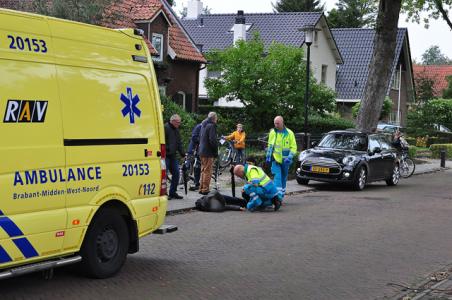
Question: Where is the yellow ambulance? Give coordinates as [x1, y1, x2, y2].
[0, 8, 175, 279]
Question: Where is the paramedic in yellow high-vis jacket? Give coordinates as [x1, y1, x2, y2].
[266, 116, 297, 199]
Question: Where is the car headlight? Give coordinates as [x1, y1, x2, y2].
[298, 151, 308, 162]
[342, 156, 357, 166]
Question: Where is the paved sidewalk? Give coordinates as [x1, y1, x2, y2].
[166, 159, 450, 214]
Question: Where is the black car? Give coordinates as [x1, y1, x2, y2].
[296, 130, 400, 190]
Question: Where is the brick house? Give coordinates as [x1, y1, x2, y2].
[0, 0, 206, 113]
[413, 65, 452, 97]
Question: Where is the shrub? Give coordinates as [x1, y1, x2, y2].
[161, 96, 197, 149]
[352, 97, 393, 119]
[416, 136, 428, 148]
[430, 144, 452, 159]
[408, 146, 418, 158]
[290, 115, 355, 136]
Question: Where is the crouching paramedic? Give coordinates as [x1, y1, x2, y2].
[266, 116, 297, 199]
[233, 164, 282, 211]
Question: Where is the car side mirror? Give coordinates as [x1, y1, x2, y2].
[310, 141, 318, 148]
[368, 147, 381, 156]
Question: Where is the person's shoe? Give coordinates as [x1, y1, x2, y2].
[189, 185, 200, 191]
[169, 193, 183, 200]
[199, 191, 209, 195]
[272, 196, 282, 211]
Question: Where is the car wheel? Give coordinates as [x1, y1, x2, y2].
[80, 207, 129, 278]
[296, 178, 309, 185]
[386, 164, 400, 186]
[352, 166, 367, 191]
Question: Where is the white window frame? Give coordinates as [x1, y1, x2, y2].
[392, 69, 401, 90]
[151, 33, 164, 62]
[321, 65, 328, 84]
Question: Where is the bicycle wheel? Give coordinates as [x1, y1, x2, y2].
[218, 147, 232, 168]
[400, 158, 415, 178]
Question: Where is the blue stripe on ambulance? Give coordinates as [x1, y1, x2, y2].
[0, 210, 39, 260]
[0, 245, 12, 263]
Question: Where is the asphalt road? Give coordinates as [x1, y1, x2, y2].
[2, 170, 452, 300]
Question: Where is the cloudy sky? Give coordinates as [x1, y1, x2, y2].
[174, 0, 452, 62]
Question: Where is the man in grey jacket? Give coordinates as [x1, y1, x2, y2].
[165, 114, 185, 199]
[198, 112, 218, 195]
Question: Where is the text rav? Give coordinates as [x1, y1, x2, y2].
[3, 100, 48, 123]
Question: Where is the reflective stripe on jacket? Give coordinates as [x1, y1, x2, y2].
[266, 127, 297, 164]
[244, 164, 271, 187]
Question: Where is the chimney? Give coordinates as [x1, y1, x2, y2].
[233, 10, 246, 44]
[187, 0, 203, 19]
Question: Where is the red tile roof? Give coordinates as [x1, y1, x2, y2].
[413, 65, 452, 96]
[103, 0, 205, 63]
[130, 3, 162, 21]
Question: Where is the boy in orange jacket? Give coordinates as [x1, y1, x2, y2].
[225, 123, 246, 163]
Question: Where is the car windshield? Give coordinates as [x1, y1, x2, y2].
[318, 133, 368, 151]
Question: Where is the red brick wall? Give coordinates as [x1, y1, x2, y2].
[166, 60, 200, 112]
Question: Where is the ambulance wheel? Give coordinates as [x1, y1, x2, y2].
[80, 207, 129, 278]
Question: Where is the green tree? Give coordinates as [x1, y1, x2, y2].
[407, 99, 452, 136]
[443, 76, 452, 99]
[272, 0, 324, 12]
[403, 0, 452, 31]
[421, 45, 452, 65]
[29, 0, 114, 25]
[414, 69, 436, 104]
[205, 35, 336, 132]
[327, 0, 377, 28]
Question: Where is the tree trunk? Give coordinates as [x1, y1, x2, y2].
[356, 0, 402, 131]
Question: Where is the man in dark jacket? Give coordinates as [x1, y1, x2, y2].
[165, 114, 185, 199]
[187, 123, 202, 191]
[198, 112, 218, 195]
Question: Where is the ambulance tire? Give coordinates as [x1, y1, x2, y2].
[80, 207, 129, 278]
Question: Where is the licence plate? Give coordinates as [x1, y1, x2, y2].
[311, 166, 330, 173]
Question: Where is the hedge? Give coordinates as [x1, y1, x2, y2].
[430, 144, 452, 159]
[290, 115, 356, 136]
[408, 146, 418, 158]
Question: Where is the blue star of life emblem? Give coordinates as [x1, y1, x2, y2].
[120, 87, 142, 124]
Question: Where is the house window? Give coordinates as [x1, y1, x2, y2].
[321, 65, 328, 84]
[314, 31, 319, 46]
[392, 69, 401, 90]
[152, 33, 164, 62]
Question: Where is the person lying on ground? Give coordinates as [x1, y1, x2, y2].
[195, 190, 247, 212]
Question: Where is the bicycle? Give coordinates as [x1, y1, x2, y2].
[218, 138, 245, 170]
[399, 149, 415, 178]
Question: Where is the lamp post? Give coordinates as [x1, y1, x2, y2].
[300, 25, 315, 150]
